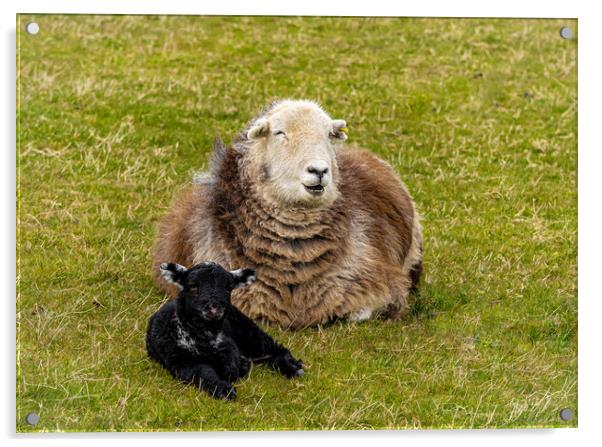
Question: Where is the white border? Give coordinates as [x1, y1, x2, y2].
[4, 0, 583, 17]
[2, 1, 599, 447]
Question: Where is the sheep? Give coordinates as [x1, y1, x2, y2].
[152, 99, 423, 329]
[146, 261, 304, 400]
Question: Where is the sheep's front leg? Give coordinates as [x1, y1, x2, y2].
[173, 363, 237, 400]
[268, 350, 305, 378]
[214, 336, 250, 381]
[227, 307, 304, 378]
[348, 308, 373, 322]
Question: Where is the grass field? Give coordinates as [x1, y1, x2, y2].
[16, 15, 577, 431]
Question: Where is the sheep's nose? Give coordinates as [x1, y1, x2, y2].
[209, 303, 220, 311]
[306, 162, 329, 179]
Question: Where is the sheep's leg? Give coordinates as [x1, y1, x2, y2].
[348, 308, 373, 322]
[409, 258, 423, 293]
[227, 306, 304, 378]
[172, 363, 236, 400]
[214, 337, 250, 381]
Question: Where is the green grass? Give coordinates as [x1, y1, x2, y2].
[16, 15, 577, 431]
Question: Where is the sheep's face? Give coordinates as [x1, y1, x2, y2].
[160, 262, 256, 322]
[245, 100, 347, 208]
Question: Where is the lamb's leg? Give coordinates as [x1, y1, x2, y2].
[227, 306, 304, 378]
[214, 336, 250, 381]
[173, 363, 236, 400]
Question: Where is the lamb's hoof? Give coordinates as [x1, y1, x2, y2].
[275, 352, 305, 379]
[211, 382, 237, 401]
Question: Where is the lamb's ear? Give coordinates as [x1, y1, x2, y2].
[247, 118, 270, 139]
[230, 268, 257, 289]
[160, 262, 188, 289]
[330, 119, 348, 141]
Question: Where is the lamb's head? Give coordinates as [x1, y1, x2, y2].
[160, 261, 256, 322]
[244, 100, 347, 208]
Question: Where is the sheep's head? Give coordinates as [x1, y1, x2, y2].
[160, 261, 256, 322]
[244, 100, 347, 208]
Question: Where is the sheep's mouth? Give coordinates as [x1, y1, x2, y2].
[304, 184, 325, 195]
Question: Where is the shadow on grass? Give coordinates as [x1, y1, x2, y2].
[406, 283, 470, 321]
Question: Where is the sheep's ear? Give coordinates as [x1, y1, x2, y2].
[160, 262, 188, 289]
[230, 268, 257, 289]
[330, 119, 348, 141]
[247, 118, 270, 139]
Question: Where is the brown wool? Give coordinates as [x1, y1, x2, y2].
[152, 103, 422, 329]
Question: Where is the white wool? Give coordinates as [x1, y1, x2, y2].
[210, 331, 225, 349]
[244, 100, 346, 208]
[174, 318, 199, 354]
[348, 308, 373, 322]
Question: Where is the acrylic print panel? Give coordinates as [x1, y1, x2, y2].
[16, 15, 577, 432]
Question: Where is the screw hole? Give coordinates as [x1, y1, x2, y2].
[559, 27, 573, 40]
[25, 412, 40, 426]
[559, 408, 574, 421]
[25, 22, 39, 35]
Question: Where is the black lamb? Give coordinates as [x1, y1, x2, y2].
[146, 261, 304, 400]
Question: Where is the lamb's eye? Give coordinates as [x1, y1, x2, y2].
[273, 130, 286, 137]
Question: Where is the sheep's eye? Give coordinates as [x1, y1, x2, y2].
[329, 131, 346, 141]
[189, 287, 199, 293]
[273, 130, 286, 136]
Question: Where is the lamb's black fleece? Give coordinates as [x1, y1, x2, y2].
[146, 261, 304, 400]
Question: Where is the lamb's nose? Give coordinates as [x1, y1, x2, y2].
[306, 163, 329, 179]
[208, 303, 220, 313]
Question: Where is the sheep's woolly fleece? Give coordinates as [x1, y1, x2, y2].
[152, 100, 423, 329]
